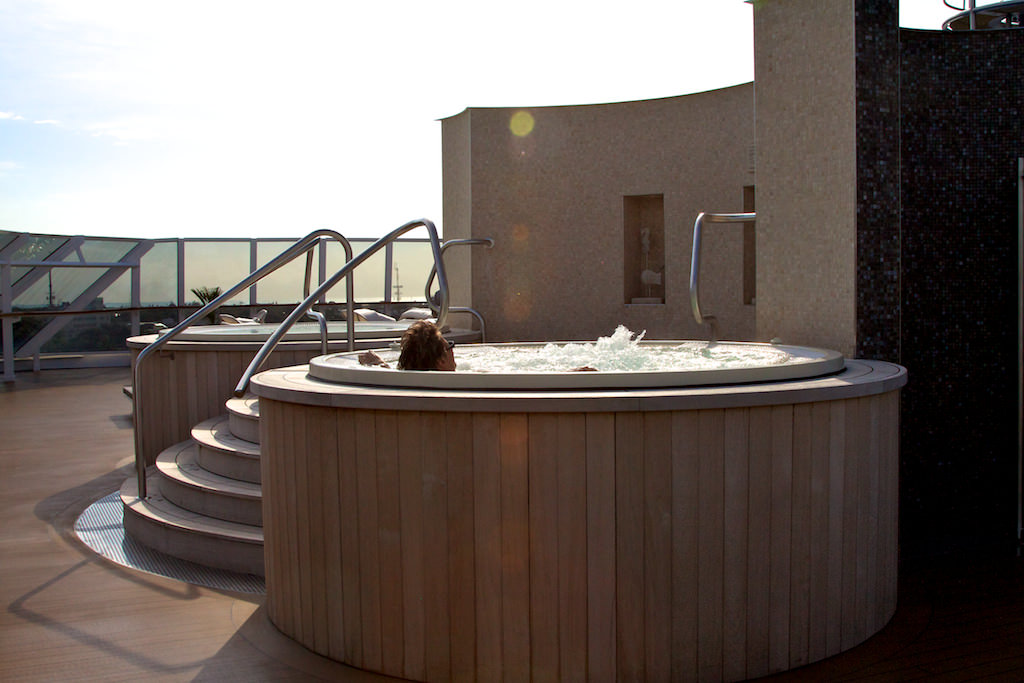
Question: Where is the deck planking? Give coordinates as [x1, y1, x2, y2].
[0, 366, 1020, 682]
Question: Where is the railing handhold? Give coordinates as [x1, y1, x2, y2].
[425, 237, 495, 342]
[132, 229, 355, 499]
[689, 212, 756, 344]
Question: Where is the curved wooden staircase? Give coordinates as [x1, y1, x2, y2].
[120, 395, 265, 576]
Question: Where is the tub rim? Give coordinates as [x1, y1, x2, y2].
[251, 358, 906, 414]
[307, 340, 846, 391]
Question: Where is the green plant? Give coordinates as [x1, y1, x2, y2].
[190, 286, 222, 306]
[190, 286, 223, 323]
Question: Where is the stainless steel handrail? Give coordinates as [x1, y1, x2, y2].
[132, 228, 355, 498]
[424, 238, 494, 342]
[943, 0, 977, 30]
[232, 218, 449, 398]
[306, 309, 329, 355]
[301, 247, 350, 353]
[690, 212, 756, 343]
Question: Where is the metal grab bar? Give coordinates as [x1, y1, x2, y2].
[301, 248, 340, 354]
[233, 218, 449, 398]
[689, 212, 756, 343]
[306, 309, 329, 356]
[424, 238, 494, 342]
[132, 229, 356, 499]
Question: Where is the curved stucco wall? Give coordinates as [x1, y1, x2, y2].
[442, 85, 756, 344]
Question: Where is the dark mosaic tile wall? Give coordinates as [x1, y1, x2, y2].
[897, 28, 1023, 556]
[855, 1, 901, 363]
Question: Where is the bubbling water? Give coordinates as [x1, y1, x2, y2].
[453, 326, 802, 374]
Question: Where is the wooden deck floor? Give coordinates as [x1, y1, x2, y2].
[1, 367, 1021, 682]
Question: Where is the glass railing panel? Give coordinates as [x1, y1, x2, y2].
[73, 238, 137, 308]
[12, 266, 115, 309]
[325, 238, 384, 303]
[8, 234, 67, 262]
[36, 311, 133, 353]
[77, 237, 141, 263]
[92, 269, 132, 309]
[391, 239, 433, 302]
[0, 230, 18, 252]
[6, 234, 68, 288]
[255, 239, 309, 306]
[3, 231, 442, 361]
[140, 241, 178, 307]
[12, 314, 54, 351]
[183, 240, 250, 306]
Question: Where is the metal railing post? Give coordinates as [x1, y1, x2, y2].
[690, 212, 756, 343]
[176, 239, 186, 324]
[1, 262, 14, 382]
[424, 237, 495, 341]
[133, 229, 355, 499]
[233, 219, 448, 397]
[130, 262, 141, 337]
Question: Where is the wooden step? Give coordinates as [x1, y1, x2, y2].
[192, 415, 261, 483]
[155, 440, 263, 526]
[225, 394, 259, 444]
[120, 475, 264, 577]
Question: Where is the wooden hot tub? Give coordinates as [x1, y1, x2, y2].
[251, 355, 905, 681]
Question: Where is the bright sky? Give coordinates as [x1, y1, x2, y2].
[1, 0, 956, 240]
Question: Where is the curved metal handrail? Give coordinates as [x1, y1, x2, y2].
[690, 212, 756, 343]
[943, 0, 976, 29]
[132, 228, 355, 498]
[942, 0, 1024, 30]
[232, 218, 449, 398]
[306, 309, 330, 355]
[424, 237, 494, 342]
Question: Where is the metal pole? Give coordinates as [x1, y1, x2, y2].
[689, 212, 756, 342]
[384, 242, 394, 304]
[130, 263, 141, 337]
[176, 239, 186, 324]
[234, 219, 447, 397]
[1, 263, 14, 382]
[1018, 156, 1023, 547]
[250, 240, 259, 309]
[134, 229, 355, 498]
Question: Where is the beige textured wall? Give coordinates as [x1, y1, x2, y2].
[439, 110, 475, 331]
[442, 86, 756, 343]
[753, 0, 858, 356]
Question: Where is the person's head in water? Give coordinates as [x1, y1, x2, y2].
[397, 320, 456, 371]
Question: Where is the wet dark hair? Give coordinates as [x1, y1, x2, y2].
[397, 320, 448, 370]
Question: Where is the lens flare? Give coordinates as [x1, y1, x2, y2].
[504, 289, 532, 322]
[509, 111, 535, 137]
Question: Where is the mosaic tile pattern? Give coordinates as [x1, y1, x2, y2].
[896, 28, 1024, 555]
[855, 1, 901, 363]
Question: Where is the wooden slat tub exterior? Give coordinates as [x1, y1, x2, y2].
[127, 329, 482, 466]
[129, 339, 318, 465]
[253, 359, 906, 682]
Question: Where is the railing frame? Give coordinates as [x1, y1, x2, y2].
[425, 237, 495, 342]
[1, 238, 152, 381]
[132, 229, 356, 498]
[231, 219, 449, 401]
[689, 211, 756, 343]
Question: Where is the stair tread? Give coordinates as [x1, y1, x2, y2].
[192, 415, 260, 457]
[120, 476, 263, 543]
[156, 441, 262, 499]
[225, 394, 259, 419]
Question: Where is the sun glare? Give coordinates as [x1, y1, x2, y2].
[509, 111, 535, 137]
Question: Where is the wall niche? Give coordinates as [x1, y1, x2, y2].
[623, 194, 665, 304]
